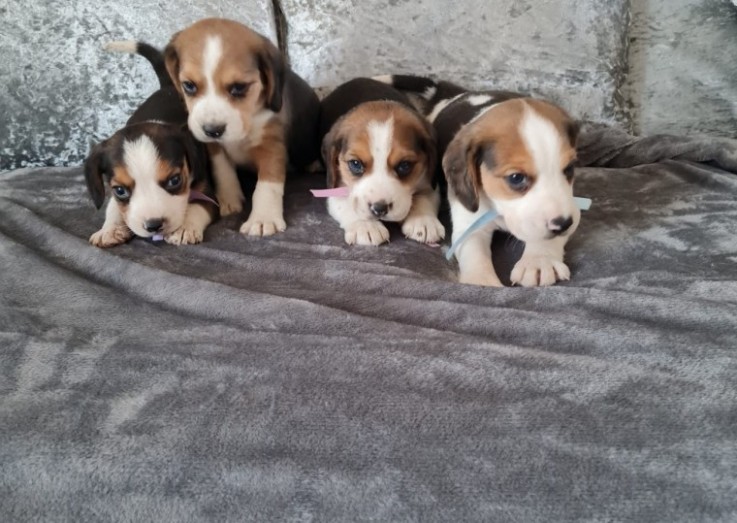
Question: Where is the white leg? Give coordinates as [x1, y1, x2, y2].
[449, 197, 502, 286]
[401, 187, 445, 244]
[240, 181, 287, 237]
[510, 235, 570, 287]
[211, 149, 244, 216]
[89, 200, 133, 248]
[328, 196, 389, 246]
[165, 203, 212, 245]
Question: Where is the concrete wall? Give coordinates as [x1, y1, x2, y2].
[1, 0, 735, 171]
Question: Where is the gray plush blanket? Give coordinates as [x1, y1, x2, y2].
[1, 126, 736, 522]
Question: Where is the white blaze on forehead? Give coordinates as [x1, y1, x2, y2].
[123, 135, 160, 181]
[518, 105, 563, 180]
[367, 117, 394, 173]
[203, 36, 223, 93]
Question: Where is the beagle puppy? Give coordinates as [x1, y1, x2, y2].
[319, 78, 443, 246]
[378, 75, 580, 287]
[85, 41, 216, 248]
[164, 18, 320, 237]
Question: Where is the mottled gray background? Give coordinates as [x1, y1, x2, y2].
[1, 0, 736, 171]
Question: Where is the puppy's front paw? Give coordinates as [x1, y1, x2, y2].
[402, 215, 445, 244]
[165, 224, 204, 245]
[89, 226, 132, 248]
[459, 270, 504, 287]
[344, 220, 390, 246]
[511, 256, 570, 287]
[217, 191, 243, 217]
[240, 214, 287, 237]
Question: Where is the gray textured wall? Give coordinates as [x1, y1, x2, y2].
[1, 0, 735, 171]
[626, 0, 737, 138]
[0, 0, 275, 170]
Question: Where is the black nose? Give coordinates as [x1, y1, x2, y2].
[549, 216, 573, 235]
[143, 218, 164, 233]
[369, 201, 391, 218]
[202, 124, 226, 138]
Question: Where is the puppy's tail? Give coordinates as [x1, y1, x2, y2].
[105, 40, 171, 89]
[372, 74, 440, 101]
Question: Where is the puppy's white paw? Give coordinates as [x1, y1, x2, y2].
[240, 213, 287, 237]
[344, 220, 390, 246]
[89, 226, 132, 248]
[511, 256, 570, 287]
[459, 270, 504, 287]
[165, 224, 204, 245]
[402, 214, 445, 244]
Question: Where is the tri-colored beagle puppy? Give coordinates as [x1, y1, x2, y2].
[85, 42, 216, 248]
[378, 75, 581, 287]
[319, 78, 444, 246]
[164, 18, 320, 237]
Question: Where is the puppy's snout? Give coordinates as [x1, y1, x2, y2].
[202, 124, 226, 139]
[143, 218, 165, 233]
[369, 200, 391, 218]
[548, 216, 573, 235]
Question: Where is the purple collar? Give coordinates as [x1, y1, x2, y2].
[189, 190, 219, 206]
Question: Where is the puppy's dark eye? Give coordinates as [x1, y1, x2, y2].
[347, 159, 365, 176]
[112, 185, 131, 201]
[228, 82, 249, 98]
[182, 81, 197, 96]
[563, 162, 575, 182]
[395, 160, 414, 178]
[505, 172, 530, 192]
[165, 173, 183, 192]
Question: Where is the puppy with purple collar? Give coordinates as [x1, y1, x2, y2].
[377, 75, 581, 286]
[85, 42, 217, 247]
[319, 78, 444, 246]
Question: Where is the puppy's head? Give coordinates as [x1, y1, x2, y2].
[85, 124, 206, 238]
[164, 18, 285, 144]
[322, 101, 436, 222]
[443, 98, 580, 243]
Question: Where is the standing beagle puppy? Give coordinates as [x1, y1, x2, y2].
[164, 18, 320, 236]
[378, 75, 581, 287]
[319, 78, 443, 246]
[85, 41, 216, 248]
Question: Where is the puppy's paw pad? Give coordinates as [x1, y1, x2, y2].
[459, 271, 504, 287]
[217, 191, 243, 217]
[402, 215, 445, 244]
[344, 221, 390, 246]
[165, 225, 204, 245]
[511, 256, 570, 287]
[240, 216, 287, 237]
[89, 227, 131, 248]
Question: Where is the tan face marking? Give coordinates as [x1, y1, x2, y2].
[165, 18, 277, 144]
[323, 101, 435, 222]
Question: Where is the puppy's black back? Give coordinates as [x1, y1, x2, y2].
[318, 78, 415, 143]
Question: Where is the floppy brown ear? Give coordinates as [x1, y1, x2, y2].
[84, 143, 109, 209]
[442, 128, 484, 212]
[257, 38, 286, 112]
[567, 119, 581, 147]
[321, 126, 344, 189]
[164, 34, 181, 95]
[416, 117, 438, 187]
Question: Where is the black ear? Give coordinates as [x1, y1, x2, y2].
[442, 128, 484, 212]
[164, 34, 181, 95]
[321, 126, 344, 189]
[84, 142, 109, 209]
[182, 128, 207, 185]
[257, 38, 286, 112]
